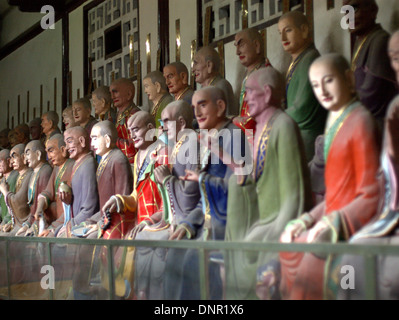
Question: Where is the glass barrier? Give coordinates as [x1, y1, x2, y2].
[0, 236, 398, 300]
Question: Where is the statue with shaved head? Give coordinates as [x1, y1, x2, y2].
[41, 111, 61, 145]
[163, 86, 251, 300]
[73, 97, 98, 138]
[163, 62, 194, 105]
[337, 30, 399, 300]
[33, 133, 74, 238]
[57, 126, 99, 237]
[277, 11, 327, 162]
[131, 100, 201, 300]
[343, 0, 397, 128]
[17, 140, 53, 236]
[143, 71, 174, 126]
[109, 78, 140, 165]
[100, 111, 161, 298]
[0, 144, 33, 236]
[62, 106, 78, 130]
[92, 86, 117, 123]
[69, 120, 133, 300]
[193, 46, 239, 117]
[0, 149, 18, 225]
[224, 66, 313, 300]
[279, 53, 381, 300]
[234, 27, 272, 136]
[103, 111, 160, 226]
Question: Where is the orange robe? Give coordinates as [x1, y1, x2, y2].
[116, 104, 140, 164]
[279, 103, 381, 300]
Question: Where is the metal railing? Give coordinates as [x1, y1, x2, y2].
[1, 236, 398, 300]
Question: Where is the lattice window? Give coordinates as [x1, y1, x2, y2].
[203, 0, 302, 43]
[88, 0, 140, 88]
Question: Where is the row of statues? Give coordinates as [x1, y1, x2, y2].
[0, 0, 398, 300]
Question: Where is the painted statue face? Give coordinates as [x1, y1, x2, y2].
[109, 81, 134, 110]
[90, 126, 109, 156]
[0, 155, 11, 175]
[161, 107, 180, 142]
[234, 31, 260, 69]
[62, 109, 76, 129]
[192, 52, 209, 85]
[309, 62, 353, 112]
[25, 147, 41, 169]
[10, 149, 25, 172]
[388, 34, 399, 84]
[143, 78, 159, 102]
[41, 115, 53, 135]
[192, 90, 224, 130]
[278, 17, 308, 57]
[245, 74, 268, 119]
[64, 130, 85, 160]
[163, 65, 185, 95]
[46, 138, 67, 167]
[92, 93, 107, 116]
[72, 102, 91, 125]
[128, 117, 152, 150]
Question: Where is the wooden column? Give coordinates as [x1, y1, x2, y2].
[158, 0, 170, 70]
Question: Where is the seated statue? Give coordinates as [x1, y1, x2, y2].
[278, 11, 327, 161]
[16, 140, 53, 236]
[224, 67, 313, 300]
[72, 98, 98, 136]
[279, 53, 381, 300]
[34, 134, 74, 237]
[57, 126, 99, 237]
[164, 86, 251, 300]
[337, 30, 399, 301]
[41, 111, 62, 146]
[193, 46, 239, 117]
[92, 86, 117, 123]
[132, 100, 201, 300]
[62, 106, 78, 130]
[0, 144, 33, 236]
[0, 149, 19, 225]
[143, 71, 173, 126]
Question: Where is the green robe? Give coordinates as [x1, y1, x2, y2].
[0, 170, 19, 225]
[151, 93, 174, 127]
[224, 109, 313, 300]
[286, 44, 327, 162]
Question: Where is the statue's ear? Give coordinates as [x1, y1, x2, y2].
[78, 136, 86, 148]
[36, 150, 42, 161]
[105, 134, 111, 149]
[60, 146, 68, 158]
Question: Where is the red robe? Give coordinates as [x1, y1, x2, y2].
[118, 146, 164, 225]
[279, 104, 381, 300]
[116, 104, 140, 164]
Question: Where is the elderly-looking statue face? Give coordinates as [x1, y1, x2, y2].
[46, 138, 67, 167]
[0, 154, 11, 175]
[72, 102, 91, 125]
[92, 93, 107, 116]
[25, 145, 42, 169]
[90, 125, 110, 157]
[10, 148, 26, 172]
[163, 65, 186, 95]
[64, 129, 86, 160]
